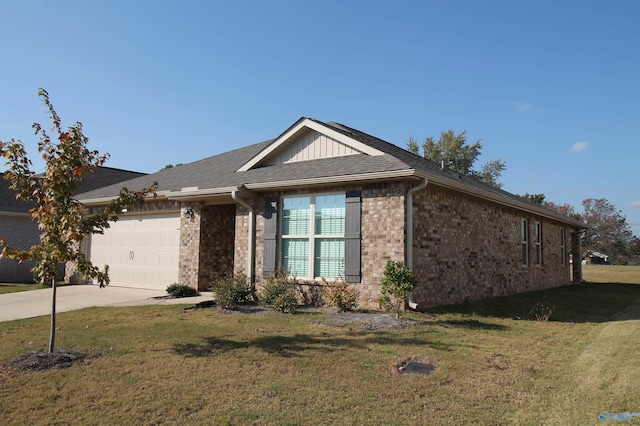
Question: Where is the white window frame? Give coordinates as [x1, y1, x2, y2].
[280, 192, 345, 280]
[534, 222, 542, 266]
[521, 219, 529, 267]
[560, 228, 566, 266]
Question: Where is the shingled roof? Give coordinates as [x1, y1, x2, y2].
[0, 167, 146, 214]
[76, 118, 584, 227]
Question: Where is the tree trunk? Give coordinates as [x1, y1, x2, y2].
[49, 278, 56, 353]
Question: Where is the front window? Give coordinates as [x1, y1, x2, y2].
[282, 194, 346, 279]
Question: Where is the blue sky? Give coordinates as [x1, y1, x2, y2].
[1, 0, 638, 235]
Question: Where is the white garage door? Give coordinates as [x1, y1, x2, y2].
[88, 212, 181, 289]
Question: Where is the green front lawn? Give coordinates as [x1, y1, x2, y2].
[0, 283, 49, 294]
[1, 267, 639, 425]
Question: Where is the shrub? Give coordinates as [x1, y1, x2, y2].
[378, 260, 417, 318]
[321, 277, 360, 312]
[260, 268, 298, 313]
[210, 271, 252, 310]
[529, 302, 554, 321]
[166, 283, 199, 298]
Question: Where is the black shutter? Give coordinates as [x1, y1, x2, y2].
[263, 197, 278, 275]
[344, 191, 361, 283]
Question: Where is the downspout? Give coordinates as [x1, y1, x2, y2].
[406, 177, 429, 310]
[232, 190, 255, 284]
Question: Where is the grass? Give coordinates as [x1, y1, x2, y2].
[582, 263, 640, 284]
[1, 266, 640, 425]
[0, 283, 49, 294]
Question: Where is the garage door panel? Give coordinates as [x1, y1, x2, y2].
[88, 213, 180, 289]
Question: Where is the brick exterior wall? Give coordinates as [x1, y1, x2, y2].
[410, 185, 572, 308]
[248, 183, 406, 309]
[245, 181, 575, 310]
[198, 204, 236, 288]
[66, 182, 576, 309]
[359, 183, 406, 307]
[178, 203, 237, 291]
[178, 203, 203, 289]
[0, 214, 42, 282]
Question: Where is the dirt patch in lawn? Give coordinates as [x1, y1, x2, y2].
[6, 350, 85, 373]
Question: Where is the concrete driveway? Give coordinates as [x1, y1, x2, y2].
[0, 285, 213, 322]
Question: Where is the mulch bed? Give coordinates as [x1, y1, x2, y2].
[6, 350, 85, 372]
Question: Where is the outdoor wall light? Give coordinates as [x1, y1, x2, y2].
[185, 207, 195, 221]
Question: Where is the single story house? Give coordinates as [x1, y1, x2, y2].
[0, 167, 146, 282]
[583, 251, 610, 265]
[73, 118, 585, 308]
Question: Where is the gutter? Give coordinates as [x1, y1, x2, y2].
[405, 177, 429, 310]
[78, 190, 172, 206]
[244, 169, 416, 190]
[167, 186, 240, 200]
[0, 211, 30, 217]
[231, 189, 255, 284]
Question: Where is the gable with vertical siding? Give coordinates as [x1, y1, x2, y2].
[262, 128, 362, 166]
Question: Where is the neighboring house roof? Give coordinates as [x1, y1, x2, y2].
[0, 167, 146, 214]
[587, 251, 608, 259]
[76, 117, 585, 228]
[0, 172, 32, 214]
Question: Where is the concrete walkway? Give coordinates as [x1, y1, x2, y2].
[0, 285, 214, 322]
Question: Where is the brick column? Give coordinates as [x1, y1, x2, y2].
[178, 203, 202, 289]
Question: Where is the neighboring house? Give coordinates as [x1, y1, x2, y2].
[73, 118, 585, 308]
[583, 251, 610, 265]
[0, 167, 146, 283]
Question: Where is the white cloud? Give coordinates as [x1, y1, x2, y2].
[513, 101, 533, 112]
[570, 141, 589, 153]
[630, 200, 640, 208]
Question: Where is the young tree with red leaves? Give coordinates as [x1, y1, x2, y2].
[0, 89, 156, 352]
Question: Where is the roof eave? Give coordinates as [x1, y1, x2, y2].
[244, 169, 418, 191]
[78, 191, 173, 206]
[419, 171, 586, 228]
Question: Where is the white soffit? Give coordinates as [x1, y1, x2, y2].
[236, 118, 384, 172]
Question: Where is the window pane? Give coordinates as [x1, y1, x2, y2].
[315, 194, 346, 235]
[314, 238, 345, 279]
[522, 243, 528, 266]
[283, 238, 309, 277]
[283, 197, 310, 235]
[521, 220, 528, 242]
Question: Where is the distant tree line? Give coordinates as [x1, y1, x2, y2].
[521, 193, 639, 265]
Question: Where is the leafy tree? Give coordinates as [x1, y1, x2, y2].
[160, 163, 183, 171]
[543, 201, 579, 220]
[581, 198, 634, 263]
[0, 89, 156, 352]
[521, 193, 546, 205]
[408, 129, 506, 188]
[407, 136, 420, 155]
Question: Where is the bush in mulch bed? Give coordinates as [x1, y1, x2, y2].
[7, 350, 85, 372]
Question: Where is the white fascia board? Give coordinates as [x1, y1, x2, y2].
[79, 191, 172, 206]
[167, 186, 240, 200]
[236, 118, 384, 172]
[244, 169, 416, 190]
[0, 210, 30, 217]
